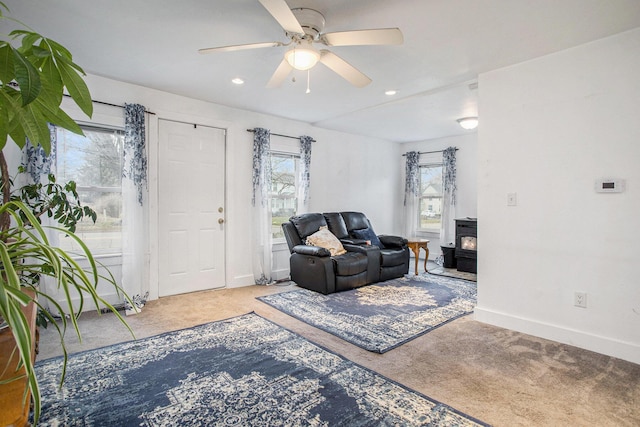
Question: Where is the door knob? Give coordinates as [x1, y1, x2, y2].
[218, 218, 225, 224]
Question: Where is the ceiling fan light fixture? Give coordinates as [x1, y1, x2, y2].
[285, 45, 320, 70]
[457, 117, 479, 130]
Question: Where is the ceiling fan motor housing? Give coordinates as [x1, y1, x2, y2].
[291, 8, 326, 39]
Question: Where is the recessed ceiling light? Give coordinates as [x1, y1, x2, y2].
[231, 78, 244, 85]
[385, 90, 397, 96]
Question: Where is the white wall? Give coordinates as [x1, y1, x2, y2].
[400, 133, 478, 258]
[19, 74, 401, 300]
[476, 28, 640, 364]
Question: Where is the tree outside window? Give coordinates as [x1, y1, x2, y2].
[418, 164, 443, 232]
[270, 153, 299, 239]
[56, 126, 124, 255]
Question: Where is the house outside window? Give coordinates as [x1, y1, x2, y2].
[270, 152, 300, 239]
[55, 125, 124, 255]
[418, 163, 443, 232]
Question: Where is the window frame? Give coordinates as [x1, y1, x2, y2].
[55, 124, 125, 257]
[417, 162, 444, 233]
[269, 150, 301, 241]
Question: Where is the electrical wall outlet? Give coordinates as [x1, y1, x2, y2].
[574, 292, 587, 308]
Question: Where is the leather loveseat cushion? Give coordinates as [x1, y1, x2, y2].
[323, 212, 349, 239]
[333, 252, 368, 276]
[290, 213, 327, 240]
[380, 248, 408, 267]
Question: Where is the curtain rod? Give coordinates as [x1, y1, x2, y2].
[247, 128, 316, 142]
[63, 93, 156, 115]
[8, 82, 156, 115]
[402, 148, 458, 156]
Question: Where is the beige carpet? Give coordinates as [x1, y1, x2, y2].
[37, 280, 640, 427]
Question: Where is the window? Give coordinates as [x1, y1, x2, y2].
[270, 152, 300, 239]
[418, 164, 443, 232]
[55, 125, 124, 255]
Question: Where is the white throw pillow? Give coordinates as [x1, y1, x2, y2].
[305, 226, 347, 256]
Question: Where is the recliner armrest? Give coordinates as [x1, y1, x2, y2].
[343, 243, 379, 254]
[341, 238, 369, 246]
[292, 245, 331, 257]
[379, 235, 408, 248]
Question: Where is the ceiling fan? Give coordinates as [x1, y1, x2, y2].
[198, 0, 403, 88]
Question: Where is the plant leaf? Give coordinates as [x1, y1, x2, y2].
[18, 101, 51, 152]
[0, 94, 9, 150]
[12, 49, 41, 106]
[55, 57, 92, 118]
[39, 57, 64, 106]
[33, 97, 83, 135]
[0, 43, 15, 84]
[0, 89, 27, 148]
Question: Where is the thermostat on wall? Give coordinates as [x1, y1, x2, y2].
[595, 178, 625, 193]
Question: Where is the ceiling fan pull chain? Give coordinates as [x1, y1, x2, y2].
[306, 69, 311, 94]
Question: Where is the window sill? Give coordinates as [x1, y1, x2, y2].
[417, 230, 440, 236]
[70, 253, 122, 263]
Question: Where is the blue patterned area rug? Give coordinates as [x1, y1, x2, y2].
[258, 274, 476, 353]
[35, 313, 488, 426]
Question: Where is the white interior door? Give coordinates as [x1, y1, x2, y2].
[158, 120, 226, 297]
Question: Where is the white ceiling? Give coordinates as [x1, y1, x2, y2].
[5, 0, 640, 142]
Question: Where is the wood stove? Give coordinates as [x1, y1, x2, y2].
[455, 218, 477, 273]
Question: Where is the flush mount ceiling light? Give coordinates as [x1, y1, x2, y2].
[284, 42, 321, 70]
[231, 77, 244, 85]
[385, 90, 397, 96]
[457, 117, 479, 130]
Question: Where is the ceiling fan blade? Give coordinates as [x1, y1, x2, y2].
[319, 50, 371, 88]
[266, 59, 293, 88]
[258, 0, 304, 35]
[198, 41, 282, 54]
[322, 28, 403, 46]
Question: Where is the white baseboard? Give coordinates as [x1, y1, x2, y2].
[474, 307, 640, 365]
[226, 274, 256, 289]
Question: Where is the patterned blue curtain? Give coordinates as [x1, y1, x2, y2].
[252, 128, 273, 285]
[404, 151, 420, 205]
[403, 151, 420, 238]
[124, 103, 147, 206]
[440, 146, 457, 247]
[299, 135, 312, 206]
[122, 103, 149, 314]
[442, 146, 457, 206]
[252, 128, 271, 207]
[22, 124, 57, 183]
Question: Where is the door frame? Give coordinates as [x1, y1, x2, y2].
[149, 116, 229, 301]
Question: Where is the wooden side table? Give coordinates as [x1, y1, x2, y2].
[407, 239, 430, 275]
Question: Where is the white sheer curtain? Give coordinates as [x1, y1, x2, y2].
[403, 151, 420, 238]
[297, 135, 313, 214]
[122, 103, 149, 315]
[439, 147, 457, 246]
[252, 128, 273, 285]
[21, 126, 60, 309]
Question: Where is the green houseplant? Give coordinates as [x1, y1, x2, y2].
[0, 3, 133, 423]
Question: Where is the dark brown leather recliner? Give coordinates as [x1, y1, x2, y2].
[282, 212, 409, 294]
